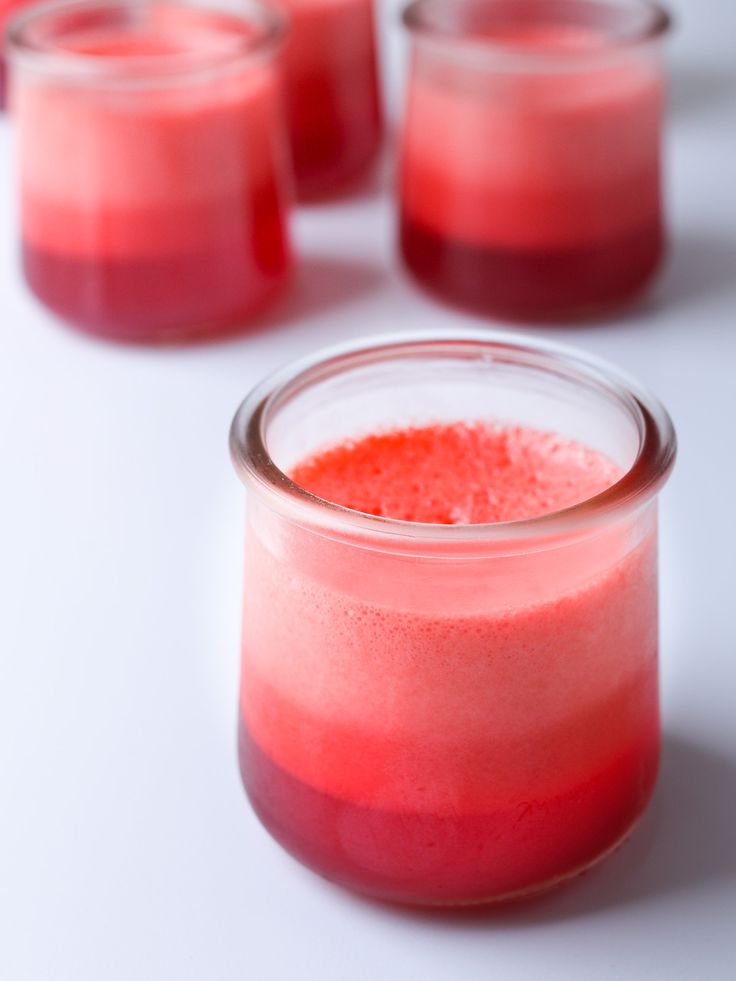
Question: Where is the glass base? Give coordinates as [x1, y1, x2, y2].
[22, 241, 289, 344]
[403, 818, 643, 908]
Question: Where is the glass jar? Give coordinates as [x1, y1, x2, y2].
[274, 0, 382, 198]
[398, 0, 671, 321]
[230, 333, 676, 906]
[8, 0, 292, 342]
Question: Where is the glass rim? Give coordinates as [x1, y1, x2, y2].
[6, 0, 286, 84]
[230, 331, 676, 545]
[402, 0, 672, 62]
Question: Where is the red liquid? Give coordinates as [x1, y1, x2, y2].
[14, 7, 291, 341]
[240, 718, 658, 904]
[276, 0, 382, 197]
[239, 424, 660, 904]
[22, 180, 288, 340]
[399, 23, 665, 318]
[400, 213, 663, 320]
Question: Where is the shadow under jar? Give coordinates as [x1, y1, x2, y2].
[8, 0, 292, 343]
[230, 333, 676, 906]
[274, 0, 383, 199]
[398, 0, 672, 321]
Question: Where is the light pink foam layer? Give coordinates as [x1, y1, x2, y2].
[401, 45, 663, 248]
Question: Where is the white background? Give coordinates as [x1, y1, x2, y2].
[2, 1, 735, 978]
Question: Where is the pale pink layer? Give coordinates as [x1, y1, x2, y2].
[401, 44, 663, 247]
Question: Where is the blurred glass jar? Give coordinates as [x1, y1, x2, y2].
[398, 0, 671, 321]
[8, 0, 293, 342]
[275, 0, 382, 198]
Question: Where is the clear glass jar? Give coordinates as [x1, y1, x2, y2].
[398, 0, 671, 321]
[7, 0, 292, 342]
[274, 0, 382, 198]
[230, 332, 676, 906]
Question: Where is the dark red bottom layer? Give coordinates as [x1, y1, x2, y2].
[400, 214, 663, 321]
[239, 720, 658, 905]
[22, 240, 288, 343]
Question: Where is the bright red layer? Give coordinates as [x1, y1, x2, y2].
[399, 161, 661, 251]
[241, 660, 657, 814]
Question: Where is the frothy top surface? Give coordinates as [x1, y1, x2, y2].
[290, 422, 621, 525]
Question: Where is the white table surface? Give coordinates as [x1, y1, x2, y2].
[2, 1, 735, 978]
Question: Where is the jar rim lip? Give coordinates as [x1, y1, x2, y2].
[402, 0, 672, 60]
[230, 331, 676, 544]
[6, 0, 286, 84]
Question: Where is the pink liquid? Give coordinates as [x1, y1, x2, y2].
[275, 0, 382, 197]
[16, 7, 291, 341]
[399, 23, 665, 318]
[239, 424, 659, 904]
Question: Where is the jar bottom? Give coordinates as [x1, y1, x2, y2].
[22, 241, 290, 344]
[239, 719, 658, 907]
[393, 818, 645, 909]
[399, 212, 664, 322]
